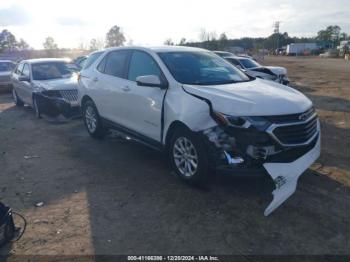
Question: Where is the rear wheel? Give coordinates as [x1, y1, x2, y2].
[169, 127, 210, 186]
[82, 99, 106, 139]
[12, 89, 24, 107]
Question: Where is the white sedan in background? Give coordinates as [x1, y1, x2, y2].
[0, 60, 16, 92]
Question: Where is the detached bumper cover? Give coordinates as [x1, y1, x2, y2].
[263, 134, 321, 216]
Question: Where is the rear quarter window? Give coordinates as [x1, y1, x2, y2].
[82, 52, 103, 69]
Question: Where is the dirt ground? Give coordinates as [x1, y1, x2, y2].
[0, 56, 349, 258]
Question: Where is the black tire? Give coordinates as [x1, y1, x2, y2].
[12, 89, 24, 107]
[32, 96, 42, 119]
[82, 99, 106, 139]
[168, 127, 210, 186]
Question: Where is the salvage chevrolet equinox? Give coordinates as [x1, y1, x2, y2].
[78, 46, 321, 215]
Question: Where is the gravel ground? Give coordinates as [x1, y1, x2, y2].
[0, 56, 349, 258]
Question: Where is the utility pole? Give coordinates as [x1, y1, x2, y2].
[273, 21, 281, 55]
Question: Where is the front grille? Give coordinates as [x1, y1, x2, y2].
[59, 90, 78, 102]
[264, 107, 315, 123]
[272, 116, 318, 145]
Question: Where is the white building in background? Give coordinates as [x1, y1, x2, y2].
[286, 43, 319, 55]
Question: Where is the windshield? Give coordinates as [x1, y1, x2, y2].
[239, 58, 261, 69]
[158, 51, 250, 85]
[32, 62, 74, 80]
[0, 62, 14, 72]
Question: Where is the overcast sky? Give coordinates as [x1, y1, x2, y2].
[0, 0, 349, 49]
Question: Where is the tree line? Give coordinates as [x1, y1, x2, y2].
[166, 25, 350, 52]
[1, 24, 349, 54]
[0, 29, 30, 52]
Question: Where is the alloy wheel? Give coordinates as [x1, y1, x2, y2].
[85, 105, 97, 133]
[173, 137, 199, 177]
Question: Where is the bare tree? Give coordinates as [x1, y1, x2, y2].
[89, 38, 98, 50]
[199, 28, 210, 42]
[179, 38, 186, 46]
[17, 38, 30, 50]
[43, 37, 58, 50]
[105, 25, 126, 47]
[164, 38, 174, 45]
[0, 29, 17, 52]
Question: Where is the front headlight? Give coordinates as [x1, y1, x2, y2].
[212, 111, 271, 130]
[244, 116, 271, 130]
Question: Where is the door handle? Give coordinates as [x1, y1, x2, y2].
[121, 85, 130, 92]
[92, 77, 99, 82]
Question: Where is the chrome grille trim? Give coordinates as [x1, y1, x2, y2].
[59, 89, 78, 102]
[266, 113, 320, 147]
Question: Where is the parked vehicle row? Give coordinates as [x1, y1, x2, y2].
[8, 46, 321, 215]
[213, 51, 290, 85]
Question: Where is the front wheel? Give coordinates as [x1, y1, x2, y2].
[82, 99, 106, 139]
[32, 96, 41, 119]
[12, 89, 24, 107]
[169, 127, 210, 186]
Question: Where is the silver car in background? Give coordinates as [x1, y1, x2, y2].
[11, 58, 80, 118]
[0, 60, 16, 92]
[223, 56, 290, 85]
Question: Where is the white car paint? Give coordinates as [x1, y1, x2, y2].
[182, 78, 312, 116]
[264, 127, 321, 216]
[78, 46, 321, 216]
[265, 66, 287, 76]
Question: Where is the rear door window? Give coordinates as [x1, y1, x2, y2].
[82, 52, 103, 69]
[103, 50, 129, 78]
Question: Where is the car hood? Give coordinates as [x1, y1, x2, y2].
[264, 66, 287, 75]
[33, 75, 78, 91]
[183, 78, 312, 116]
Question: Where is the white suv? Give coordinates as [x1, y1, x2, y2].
[78, 46, 320, 215]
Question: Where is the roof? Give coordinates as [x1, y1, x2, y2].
[221, 55, 241, 59]
[21, 58, 72, 64]
[103, 45, 207, 53]
[0, 60, 15, 63]
[149, 46, 205, 53]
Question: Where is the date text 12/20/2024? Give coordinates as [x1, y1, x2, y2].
[127, 256, 219, 261]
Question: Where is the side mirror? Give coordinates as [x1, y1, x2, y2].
[19, 75, 30, 82]
[235, 64, 243, 70]
[136, 75, 167, 89]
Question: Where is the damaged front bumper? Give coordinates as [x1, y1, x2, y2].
[35, 90, 80, 118]
[202, 113, 320, 216]
[263, 133, 320, 215]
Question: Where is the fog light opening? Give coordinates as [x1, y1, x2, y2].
[223, 151, 244, 165]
